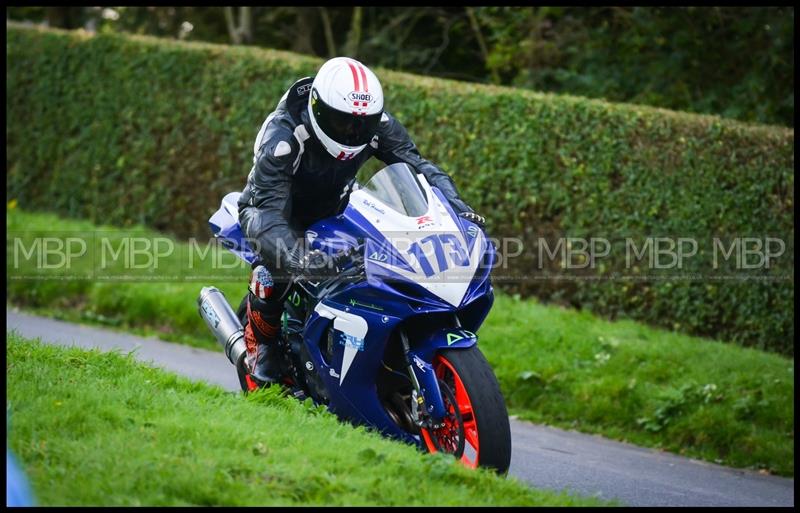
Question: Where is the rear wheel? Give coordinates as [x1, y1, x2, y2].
[420, 346, 511, 474]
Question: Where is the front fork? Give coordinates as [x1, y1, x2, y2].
[399, 330, 448, 427]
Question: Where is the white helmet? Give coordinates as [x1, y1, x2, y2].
[308, 57, 384, 160]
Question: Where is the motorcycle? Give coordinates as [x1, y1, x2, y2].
[198, 162, 511, 473]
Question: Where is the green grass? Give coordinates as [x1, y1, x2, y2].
[6, 207, 794, 476]
[481, 295, 794, 476]
[6, 206, 243, 350]
[6, 333, 606, 506]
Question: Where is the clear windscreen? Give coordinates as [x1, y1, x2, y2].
[361, 163, 429, 217]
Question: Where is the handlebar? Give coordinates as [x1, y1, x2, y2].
[292, 242, 367, 301]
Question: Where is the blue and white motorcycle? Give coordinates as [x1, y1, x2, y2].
[198, 163, 511, 473]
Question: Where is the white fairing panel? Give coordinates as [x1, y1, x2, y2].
[314, 303, 369, 385]
[208, 191, 243, 236]
[221, 192, 242, 220]
[351, 174, 483, 307]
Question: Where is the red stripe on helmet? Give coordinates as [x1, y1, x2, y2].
[357, 64, 368, 92]
[347, 62, 360, 92]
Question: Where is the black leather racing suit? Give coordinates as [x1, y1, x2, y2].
[237, 77, 475, 357]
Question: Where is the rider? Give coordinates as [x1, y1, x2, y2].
[238, 57, 485, 385]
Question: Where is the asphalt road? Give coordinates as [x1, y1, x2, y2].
[6, 309, 794, 507]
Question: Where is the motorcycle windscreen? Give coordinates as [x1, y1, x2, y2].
[360, 163, 428, 217]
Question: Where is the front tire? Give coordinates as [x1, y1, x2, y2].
[421, 346, 512, 474]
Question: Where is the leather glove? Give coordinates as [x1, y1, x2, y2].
[458, 211, 486, 227]
[291, 248, 359, 281]
[248, 265, 274, 300]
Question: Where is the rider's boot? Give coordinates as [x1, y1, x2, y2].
[244, 320, 280, 386]
[243, 265, 286, 386]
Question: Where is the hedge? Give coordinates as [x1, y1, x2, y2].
[6, 25, 794, 354]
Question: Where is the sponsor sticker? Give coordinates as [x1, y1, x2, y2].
[339, 332, 365, 351]
[416, 215, 435, 228]
[368, 251, 388, 262]
[201, 301, 220, 329]
[362, 199, 386, 214]
[349, 298, 384, 311]
[446, 329, 476, 346]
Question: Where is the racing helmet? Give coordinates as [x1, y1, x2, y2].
[308, 57, 384, 160]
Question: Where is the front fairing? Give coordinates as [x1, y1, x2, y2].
[307, 167, 494, 313]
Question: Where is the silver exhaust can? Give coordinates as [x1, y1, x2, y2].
[197, 286, 248, 368]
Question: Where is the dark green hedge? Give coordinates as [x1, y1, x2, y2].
[6, 26, 794, 354]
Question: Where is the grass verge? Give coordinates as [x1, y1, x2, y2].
[6, 207, 794, 476]
[481, 295, 793, 476]
[6, 333, 606, 506]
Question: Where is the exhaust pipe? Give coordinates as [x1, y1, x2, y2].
[197, 286, 248, 369]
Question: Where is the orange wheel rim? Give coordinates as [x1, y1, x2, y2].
[421, 354, 480, 468]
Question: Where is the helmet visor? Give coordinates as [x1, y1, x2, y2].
[312, 95, 382, 147]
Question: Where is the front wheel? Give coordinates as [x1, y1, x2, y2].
[421, 346, 512, 474]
